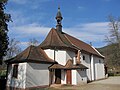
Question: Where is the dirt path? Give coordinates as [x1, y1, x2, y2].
[48, 76, 120, 90]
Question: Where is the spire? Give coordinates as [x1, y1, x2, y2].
[56, 6, 63, 32]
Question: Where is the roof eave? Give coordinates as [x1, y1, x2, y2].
[6, 59, 56, 64]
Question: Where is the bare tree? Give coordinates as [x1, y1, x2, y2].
[5, 38, 21, 59]
[105, 15, 120, 67]
[106, 15, 120, 45]
[27, 38, 39, 46]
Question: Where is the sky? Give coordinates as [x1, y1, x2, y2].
[5, 0, 120, 50]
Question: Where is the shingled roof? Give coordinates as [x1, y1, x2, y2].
[39, 28, 104, 58]
[64, 33, 104, 58]
[39, 28, 77, 51]
[5, 45, 56, 64]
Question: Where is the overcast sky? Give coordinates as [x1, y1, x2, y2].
[5, 0, 120, 50]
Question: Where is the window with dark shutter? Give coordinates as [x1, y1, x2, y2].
[12, 65, 18, 78]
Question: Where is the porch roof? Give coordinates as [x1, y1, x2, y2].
[49, 59, 88, 69]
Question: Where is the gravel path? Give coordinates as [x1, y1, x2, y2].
[91, 76, 120, 85]
[49, 76, 120, 90]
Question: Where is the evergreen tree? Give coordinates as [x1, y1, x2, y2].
[0, 0, 11, 64]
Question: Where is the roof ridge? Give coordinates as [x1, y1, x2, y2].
[38, 47, 55, 62]
[34, 46, 42, 60]
[49, 29, 53, 46]
[39, 28, 54, 46]
[54, 30, 68, 46]
[26, 45, 34, 59]
[64, 34, 73, 45]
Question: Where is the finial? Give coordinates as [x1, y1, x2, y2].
[58, 5, 60, 10]
[56, 6, 62, 19]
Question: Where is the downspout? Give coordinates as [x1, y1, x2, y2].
[54, 47, 56, 61]
[53, 47, 56, 84]
[91, 54, 95, 81]
[54, 50, 55, 61]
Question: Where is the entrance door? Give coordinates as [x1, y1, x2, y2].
[67, 70, 72, 84]
[55, 69, 61, 84]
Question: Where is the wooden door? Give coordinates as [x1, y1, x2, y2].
[67, 70, 72, 84]
[55, 69, 61, 84]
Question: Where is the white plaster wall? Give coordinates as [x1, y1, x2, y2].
[61, 70, 66, 84]
[26, 63, 51, 87]
[72, 70, 77, 85]
[55, 50, 66, 65]
[77, 69, 87, 84]
[7, 63, 27, 89]
[66, 50, 75, 61]
[81, 53, 91, 81]
[94, 56, 105, 80]
[44, 49, 54, 60]
[44, 49, 66, 65]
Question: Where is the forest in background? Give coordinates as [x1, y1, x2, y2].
[98, 43, 120, 73]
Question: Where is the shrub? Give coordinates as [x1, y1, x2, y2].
[0, 70, 6, 76]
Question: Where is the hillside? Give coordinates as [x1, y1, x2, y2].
[97, 44, 120, 72]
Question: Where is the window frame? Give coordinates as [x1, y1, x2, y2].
[12, 64, 18, 78]
[83, 55, 85, 60]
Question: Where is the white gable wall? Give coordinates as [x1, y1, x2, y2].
[55, 50, 66, 65]
[44, 49, 54, 60]
[94, 56, 105, 80]
[45, 49, 75, 66]
[6, 63, 27, 89]
[44, 49, 66, 65]
[26, 63, 51, 88]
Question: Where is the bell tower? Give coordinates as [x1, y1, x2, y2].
[56, 7, 63, 32]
